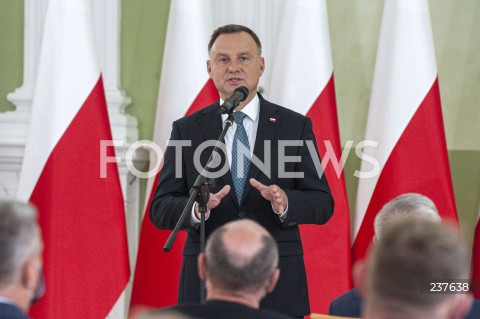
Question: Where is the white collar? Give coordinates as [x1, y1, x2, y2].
[0, 296, 16, 306]
[221, 94, 260, 122]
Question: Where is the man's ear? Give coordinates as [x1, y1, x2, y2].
[259, 57, 265, 76]
[353, 260, 367, 297]
[21, 257, 39, 291]
[265, 268, 280, 293]
[197, 253, 207, 281]
[206, 60, 212, 77]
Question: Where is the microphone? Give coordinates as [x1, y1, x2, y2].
[216, 86, 249, 114]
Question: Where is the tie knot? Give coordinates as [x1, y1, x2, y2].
[233, 112, 247, 125]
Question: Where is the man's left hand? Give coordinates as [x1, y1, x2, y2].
[249, 178, 288, 214]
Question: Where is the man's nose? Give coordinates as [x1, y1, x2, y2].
[227, 60, 241, 72]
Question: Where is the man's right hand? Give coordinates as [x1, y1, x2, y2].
[194, 185, 231, 220]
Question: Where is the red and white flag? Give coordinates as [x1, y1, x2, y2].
[130, 0, 218, 311]
[266, 0, 351, 313]
[16, 0, 129, 317]
[352, 0, 458, 263]
[471, 204, 480, 298]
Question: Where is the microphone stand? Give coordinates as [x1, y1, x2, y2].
[163, 111, 235, 304]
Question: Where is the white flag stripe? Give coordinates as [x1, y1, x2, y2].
[17, 0, 100, 201]
[152, 0, 212, 150]
[267, 0, 333, 112]
[145, 0, 213, 200]
[354, 0, 438, 238]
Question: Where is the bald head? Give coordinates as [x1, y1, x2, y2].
[220, 220, 271, 266]
[204, 219, 278, 293]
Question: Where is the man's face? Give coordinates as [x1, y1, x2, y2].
[207, 32, 265, 102]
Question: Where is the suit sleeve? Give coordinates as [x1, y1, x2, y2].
[281, 117, 334, 227]
[149, 121, 192, 231]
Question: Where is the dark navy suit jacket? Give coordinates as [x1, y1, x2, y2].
[328, 288, 363, 317]
[148, 300, 293, 319]
[329, 288, 480, 319]
[150, 95, 334, 317]
[0, 302, 29, 319]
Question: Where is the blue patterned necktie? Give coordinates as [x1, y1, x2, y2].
[231, 111, 251, 205]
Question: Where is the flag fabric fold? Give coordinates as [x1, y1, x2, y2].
[17, 0, 129, 317]
[130, 0, 218, 311]
[353, 0, 458, 263]
[266, 0, 351, 313]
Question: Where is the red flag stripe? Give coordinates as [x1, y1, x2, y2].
[29, 78, 129, 318]
[304, 74, 352, 313]
[130, 80, 218, 310]
[352, 79, 458, 262]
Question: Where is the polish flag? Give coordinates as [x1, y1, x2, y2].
[130, 0, 218, 311]
[266, 0, 351, 313]
[16, 0, 130, 318]
[471, 204, 480, 298]
[352, 0, 458, 263]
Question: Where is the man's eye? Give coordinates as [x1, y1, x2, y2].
[240, 56, 249, 61]
[218, 58, 228, 63]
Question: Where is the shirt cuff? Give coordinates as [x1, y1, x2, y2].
[271, 202, 288, 223]
[191, 204, 210, 226]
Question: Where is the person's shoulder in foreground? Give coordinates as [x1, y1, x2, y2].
[467, 299, 480, 319]
[328, 288, 362, 317]
[328, 288, 480, 319]
[144, 300, 293, 319]
[0, 302, 30, 319]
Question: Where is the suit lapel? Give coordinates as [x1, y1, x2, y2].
[197, 103, 223, 145]
[241, 98, 281, 204]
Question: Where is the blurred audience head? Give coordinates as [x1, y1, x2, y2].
[374, 193, 440, 239]
[0, 199, 44, 313]
[364, 216, 471, 319]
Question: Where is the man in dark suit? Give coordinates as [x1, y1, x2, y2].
[329, 287, 480, 319]
[329, 193, 480, 319]
[362, 217, 472, 319]
[0, 199, 44, 319]
[144, 219, 292, 319]
[150, 24, 334, 317]
[329, 287, 363, 318]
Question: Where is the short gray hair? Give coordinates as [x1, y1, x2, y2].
[368, 216, 468, 317]
[0, 199, 40, 286]
[374, 193, 440, 238]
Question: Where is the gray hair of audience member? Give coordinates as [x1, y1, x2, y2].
[374, 193, 440, 238]
[367, 216, 469, 317]
[204, 220, 279, 293]
[0, 199, 40, 286]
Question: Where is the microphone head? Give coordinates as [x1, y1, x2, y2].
[217, 86, 250, 115]
[234, 86, 249, 102]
